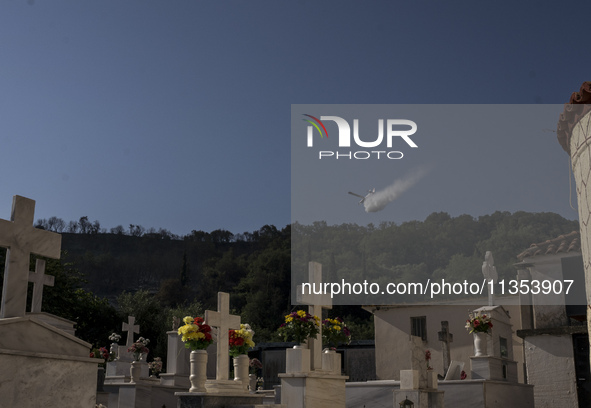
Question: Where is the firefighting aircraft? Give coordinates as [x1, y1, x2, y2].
[348, 188, 375, 204]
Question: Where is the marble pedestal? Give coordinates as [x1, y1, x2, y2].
[204, 379, 247, 393]
[279, 371, 348, 408]
[105, 377, 189, 408]
[394, 389, 445, 408]
[470, 356, 518, 382]
[105, 360, 149, 383]
[175, 392, 265, 408]
[159, 330, 191, 388]
[0, 316, 98, 408]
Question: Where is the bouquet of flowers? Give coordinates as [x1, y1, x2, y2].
[278, 310, 320, 344]
[249, 358, 263, 375]
[128, 337, 150, 361]
[229, 323, 255, 357]
[90, 347, 110, 367]
[178, 316, 213, 350]
[148, 357, 163, 377]
[322, 317, 351, 348]
[465, 311, 493, 334]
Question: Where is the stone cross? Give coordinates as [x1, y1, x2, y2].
[297, 261, 332, 371]
[205, 292, 241, 381]
[410, 335, 428, 389]
[437, 321, 453, 375]
[0, 196, 62, 318]
[28, 259, 53, 313]
[482, 251, 498, 306]
[122, 316, 140, 347]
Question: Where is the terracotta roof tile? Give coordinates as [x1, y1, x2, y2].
[557, 81, 591, 154]
[516, 230, 580, 260]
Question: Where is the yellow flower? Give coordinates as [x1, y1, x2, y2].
[297, 310, 306, 318]
[286, 316, 294, 323]
[183, 316, 193, 324]
[334, 325, 341, 331]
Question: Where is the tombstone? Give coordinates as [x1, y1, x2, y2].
[0, 195, 98, 407]
[28, 259, 53, 313]
[437, 321, 453, 375]
[25, 257, 77, 337]
[296, 261, 332, 371]
[159, 328, 192, 388]
[175, 292, 265, 407]
[105, 316, 148, 381]
[279, 262, 348, 408]
[394, 335, 444, 407]
[469, 306, 518, 382]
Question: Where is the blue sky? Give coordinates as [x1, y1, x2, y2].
[0, 1, 589, 236]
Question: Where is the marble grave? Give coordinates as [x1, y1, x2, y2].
[0, 195, 98, 408]
[279, 261, 348, 408]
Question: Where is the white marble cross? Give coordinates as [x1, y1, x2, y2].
[0, 196, 62, 318]
[205, 292, 241, 381]
[482, 251, 498, 306]
[297, 261, 332, 371]
[122, 316, 140, 347]
[28, 259, 53, 313]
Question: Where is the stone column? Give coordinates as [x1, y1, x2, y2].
[557, 80, 591, 369]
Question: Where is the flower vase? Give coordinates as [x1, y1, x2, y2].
[286, 344, 310, 373]
[189, 349, 208, 392]
[473, 332, 488, 357]
[130, 361, 141, 383]
[110, 343, 118, 360]
[233, 354, 249, 392]
[321, 348, 341, 375]
[249, 373, 257, 393]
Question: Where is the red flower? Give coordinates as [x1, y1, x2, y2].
[473, 320, 480, 327]
[488, 322, 493, 328]
[204, 332, 212, 341]
[201, 324, 211, 332]
[461, 370, 467, 380]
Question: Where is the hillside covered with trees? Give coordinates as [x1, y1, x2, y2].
[0, 210, 579, 369]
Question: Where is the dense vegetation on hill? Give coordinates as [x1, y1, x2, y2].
[0, 210, 578, 369]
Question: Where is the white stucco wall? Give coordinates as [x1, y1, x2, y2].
[370, 302, 525, 382]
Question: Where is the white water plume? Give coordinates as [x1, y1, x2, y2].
[363, 168, 429, 213]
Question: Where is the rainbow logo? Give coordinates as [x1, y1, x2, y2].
[303, 114, 328, 139]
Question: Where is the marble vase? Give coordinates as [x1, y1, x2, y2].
[249, 373, 257, 392]
[286, 344, 310, 373]
[109, 342, 118, 360]
[473, 332, 488, 357]
[130, 361, 141, 383]
[189, 349, 207, 392]
[321, 348, 341, 375]
[233, 354, 249, 392]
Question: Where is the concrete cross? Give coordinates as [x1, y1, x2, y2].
[28, 259, 54, 313]
[122, 316, 140, 347]
[297, 261, 332, 371]
[438, 321, 453, 375]
[0, 196, 62, 318]
[482, 251, 498, 306]
[205, 292, 241, 381]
